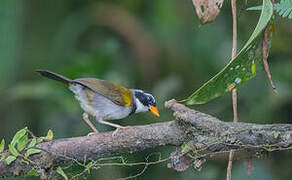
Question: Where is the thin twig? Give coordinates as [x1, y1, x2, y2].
[227, 150, 234, 180]
[232, 89, 238, 123]
[262, 24, 277, 93]
[71, 153, 170, 180]
[227, 0, 238, 179]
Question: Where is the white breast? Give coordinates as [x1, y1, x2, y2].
[69, 84, 132, 120]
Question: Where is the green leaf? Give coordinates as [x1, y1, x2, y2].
[5, 155, 16, 165]
[248, 0, 292, 19]
[86, 161, 93, 173]
[181, 142, 191, 153]
[17, 135, 28, 152]
[56, 167, 68, 180]
[266, 147, 275, 152]
[45, 129, 54, 141]
[11, 127, 27, 146]
[8, 144, 19, 157]
[0, 139, 5, 153]
[28, 138, 37, 148]
[0, 154, 5, 162]
[37, 137, 44, 144]
[25, 148, 41, 158]
[274, 0, 292, 19]
[247, 5, 263, 11]
[180, 0, 273, 105]
[26, 168, 38, 176]
[274, 131, 280, 139]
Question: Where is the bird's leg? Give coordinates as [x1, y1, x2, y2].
[97, 119, 125, 129]
[97, 119, 127, 137]
[82, 113, 99, 134]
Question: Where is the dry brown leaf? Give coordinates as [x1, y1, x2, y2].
[262, 24, 277, 93]
[192, 0, 224, 24]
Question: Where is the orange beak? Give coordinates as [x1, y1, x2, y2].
[149, 105, 160, 117]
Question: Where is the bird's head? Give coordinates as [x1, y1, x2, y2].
[131, 89, 160, 117]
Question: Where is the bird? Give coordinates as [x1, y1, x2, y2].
[36, 70, 160, 135]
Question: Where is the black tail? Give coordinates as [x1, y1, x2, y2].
[36, 70, 72, 84]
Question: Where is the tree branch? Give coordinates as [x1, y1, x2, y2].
[1, 100, 292, 178]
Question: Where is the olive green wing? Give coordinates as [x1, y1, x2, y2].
[73, 78, 133, 107]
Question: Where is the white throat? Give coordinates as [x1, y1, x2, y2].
[134, 98, 148, 113]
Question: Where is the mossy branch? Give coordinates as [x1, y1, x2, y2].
[1, 99, 292, 178]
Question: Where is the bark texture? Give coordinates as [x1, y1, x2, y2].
[1, 100, 292, 178]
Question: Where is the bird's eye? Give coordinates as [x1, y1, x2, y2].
[150, 98, 156, 106]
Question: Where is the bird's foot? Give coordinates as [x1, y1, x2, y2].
[112, 126, 128, 137]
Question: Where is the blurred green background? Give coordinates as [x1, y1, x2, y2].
[1, 0, 292, 179]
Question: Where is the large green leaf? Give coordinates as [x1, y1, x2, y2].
[180, 0, 273, 105]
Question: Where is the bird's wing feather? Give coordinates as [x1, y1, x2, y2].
[73, 78, 132, 107]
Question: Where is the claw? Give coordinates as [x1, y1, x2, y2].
[87, 132, 99, 136]
[112, 126, 128, 137]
